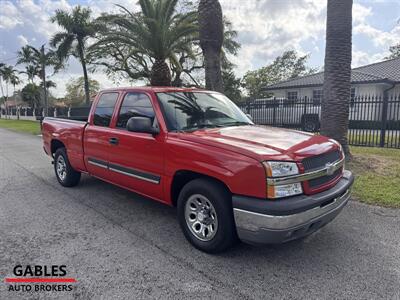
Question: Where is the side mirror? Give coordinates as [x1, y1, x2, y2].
[127, 117, 159, 135]
[246, 113, 253, 121]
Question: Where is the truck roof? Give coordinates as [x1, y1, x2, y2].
[99, 86, 211, 93]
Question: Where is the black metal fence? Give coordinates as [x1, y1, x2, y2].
[1, 106, 91, 121]
[238, 94, 400, 149]
[2, 95, 400, 148]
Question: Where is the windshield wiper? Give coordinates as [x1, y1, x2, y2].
[181, 123, 222, 131]
[219, 121, 253, 127]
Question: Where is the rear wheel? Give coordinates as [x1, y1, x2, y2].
[54, 148, 81, 187]
[177, 178, 237, 253]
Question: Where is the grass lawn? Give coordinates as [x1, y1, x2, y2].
[0, 118, 41, 135]
[348, 146, 400, 208]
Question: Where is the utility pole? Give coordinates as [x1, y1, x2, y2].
[41, 44, 48, 117]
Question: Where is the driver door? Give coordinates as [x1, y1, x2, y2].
[106, 92, 165, 202]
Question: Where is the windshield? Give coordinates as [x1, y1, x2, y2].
[156, 92, 253, 131]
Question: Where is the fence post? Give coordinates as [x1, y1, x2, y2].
[272, 97, 276, 125]
[379, 90, 389, 147]
[246, 99, 251, 114]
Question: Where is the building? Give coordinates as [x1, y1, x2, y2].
[263, 57, 400, 101]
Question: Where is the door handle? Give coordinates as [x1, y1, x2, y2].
[109, 137, 119, 145]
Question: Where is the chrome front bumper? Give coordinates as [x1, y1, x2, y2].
[233, 170, 354, 244]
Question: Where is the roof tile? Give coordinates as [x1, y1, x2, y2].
[264, 57, 400, 90]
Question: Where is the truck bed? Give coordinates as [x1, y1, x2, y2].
[42, 117, 88, 172]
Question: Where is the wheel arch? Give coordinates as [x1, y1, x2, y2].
[170, 170, 231, 207]
[51, 139, 66, 156]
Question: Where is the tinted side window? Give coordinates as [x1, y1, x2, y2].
[116, 93, 155, 129]
[93, 93, 119, 127]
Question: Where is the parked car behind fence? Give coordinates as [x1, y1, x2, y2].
[238, 94, 400, 149]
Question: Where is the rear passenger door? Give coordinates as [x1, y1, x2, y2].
[84, 92, 119, 180]
[106, 92, 165, 202]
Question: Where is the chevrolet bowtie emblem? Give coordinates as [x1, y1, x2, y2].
[325, 162, 335, 175]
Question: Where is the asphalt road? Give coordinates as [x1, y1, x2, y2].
[0, 128, 399, 300]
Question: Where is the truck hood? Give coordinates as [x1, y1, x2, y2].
[177, 125, 339, 161]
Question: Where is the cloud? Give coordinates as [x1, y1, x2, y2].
[354, 23, 400, 47]
[17, 35, 28, 47]
[351, 1, 400, 67]
[352, 49, 387, 67]
[220, 0, 326, 76]
[0, 1, 23, 29]
[86, 0, 139, 17]
[353, 3, 373, 24]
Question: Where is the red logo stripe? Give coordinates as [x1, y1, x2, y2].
[5, 278, 77, 283]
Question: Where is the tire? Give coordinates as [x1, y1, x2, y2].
[177, 178, 237, 253]
[54, 147, 81, 187]
[302, 116, 319, 132]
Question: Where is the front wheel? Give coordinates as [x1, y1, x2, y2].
[54, 148, 81, 187]
[177, 178, 237, 253]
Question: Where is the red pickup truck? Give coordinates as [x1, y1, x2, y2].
[42, 87, 354, 253]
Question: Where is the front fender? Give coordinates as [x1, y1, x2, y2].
[164, 137, 266, 203]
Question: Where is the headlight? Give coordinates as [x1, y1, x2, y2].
[268, 183, 303, 198]
[330, 139, 344, 156]
[263, 161, 303, 199]
[263, 161, 299, 177]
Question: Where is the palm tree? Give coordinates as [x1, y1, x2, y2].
[45, 80, 57, 90]
[21, 65, 40, 84]
[50, 6, 99, 104]
[10, 74, 21, 119]
[16, 45, 59, 115]
[21, 83, 42, 108]
[94, 0, 198, 86]
[10, 73, 21, 95]
[198, 0, 224, 92]
[321, 0, 353, 157]
[0, 65, 19, 118]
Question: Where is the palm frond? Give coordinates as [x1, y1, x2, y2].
[55, 34, 75, 62]
[50, 32, 72, 48]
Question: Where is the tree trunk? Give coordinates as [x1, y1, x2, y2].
[321, 0, 353, 157]
[5, 82, 9, 119]
[198, 0, 224, 93]
[41, 68, 48, 117]
[203, 48, 223, 92]
[0, 77, 4, 119]
[150, 59, 172, 86]
[14, 84, 19, 120]
[78, 40, 90, 105]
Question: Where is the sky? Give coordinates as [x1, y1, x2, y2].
[0, 0, 399, 97]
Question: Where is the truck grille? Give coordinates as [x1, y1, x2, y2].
[302, 150, 341, 172]
[308, 168, 342, 188]
[302, 150, 342, 191]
